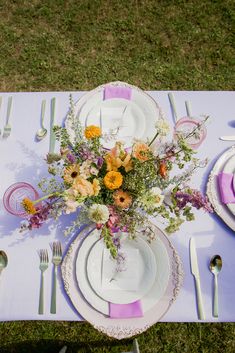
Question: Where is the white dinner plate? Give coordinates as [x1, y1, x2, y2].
[86, 234, 156, 305]
[207, 146, 235, 230]
[62, 223, 184, 339]
[222, 154, 235, 216]
[76, 228, 170, 315]
[65, 81, 164, 149]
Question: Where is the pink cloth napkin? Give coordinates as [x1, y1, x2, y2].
[217, 172, 235, 203]
[109, 300, 143, 318]
[103, 85, 132, 100]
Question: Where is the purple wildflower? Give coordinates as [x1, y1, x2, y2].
[175, 189, 213, 213]
[66, 153, 76, 164]
[27, 203, 52, 229]
[79, 144, 94, 160]
[96, 156, 104, 169]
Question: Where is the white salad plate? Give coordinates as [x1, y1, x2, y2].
[86, 235, 157, 305]
[76, 228, 170, 315]
[61, 223, 184, 339]
[65, 81, 164, 149]
[79, 98, 146, 149]
[207, 146, 235, 230]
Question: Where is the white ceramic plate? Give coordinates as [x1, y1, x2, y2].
[222, 154, 235, 215]
[61, 224, 184, 339]
[207, 146, 235, 230]
[86, 235, 157, 304]
[76, 229, 170, 315]
[79, 98, 146, 149]
[65, 81, 164, 149]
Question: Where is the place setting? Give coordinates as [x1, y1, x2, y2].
[1, 82, 219, 338]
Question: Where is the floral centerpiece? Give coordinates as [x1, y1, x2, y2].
[21, 95, 212, 257]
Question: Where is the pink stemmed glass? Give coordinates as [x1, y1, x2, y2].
[174, 116, 207, 149]
[3, 182, 39, 217]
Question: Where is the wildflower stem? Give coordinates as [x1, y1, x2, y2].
[148, 132, 159, 147]
[33, 193, 61, 204]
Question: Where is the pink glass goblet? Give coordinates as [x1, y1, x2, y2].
[174, 116, 207, 149]
[3, 182, 39, 217]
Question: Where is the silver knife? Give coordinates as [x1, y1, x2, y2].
[49, 97, 56, 153]
[219, 136, 235, 141]
[190, 237, 206, 320]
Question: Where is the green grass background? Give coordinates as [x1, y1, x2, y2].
[0, 0, 235, 352]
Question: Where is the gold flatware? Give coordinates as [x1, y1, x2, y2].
[0, 250, 8, 275]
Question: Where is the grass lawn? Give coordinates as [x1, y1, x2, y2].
[0, 0, 235, 352]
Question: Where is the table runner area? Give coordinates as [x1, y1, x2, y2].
[0, 90, 235, 322]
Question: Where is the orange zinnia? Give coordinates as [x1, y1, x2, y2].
[132, 142, 151, 162]
[84, 125, 101, 139]
[113, 190, 132, 208]
[104, 171, 123, 190]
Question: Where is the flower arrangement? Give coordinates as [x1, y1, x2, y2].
[21, 95, 212, 257]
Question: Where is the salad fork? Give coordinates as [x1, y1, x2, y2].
[2, 96, 13, 138]
[38, 249, 49, 315]
[50, 241, 62, 314]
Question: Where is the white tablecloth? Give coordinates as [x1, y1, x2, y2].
[0, 90, 235, 322]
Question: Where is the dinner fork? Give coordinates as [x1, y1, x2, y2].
[2, 96, 13, 138]
[38, 249, 49, 315]
[50, 241, 62, 314]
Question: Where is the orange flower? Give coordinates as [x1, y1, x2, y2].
[132, 142, 151, 162]
[21, 198, 37, 215]
[84, 125, 101, 139]
[104, 171, 123, 190]
[105, 142, 133, 172]
[113, 190, 132, 209]
[63, 164, 80, 184]
[73, 176, 94, 196]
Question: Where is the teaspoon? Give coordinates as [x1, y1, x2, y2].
[209, 254, 222, 318]
[0, 250, 8, 275]
[36, 100, 47, 140]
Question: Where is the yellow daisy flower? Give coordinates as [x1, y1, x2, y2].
[104, 171, 123, 190]
[63, 164, 80, 184]
[84, 125, 101, 139]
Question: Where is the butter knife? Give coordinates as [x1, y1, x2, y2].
[190, 237, 205, 320]
[219, 136, 235, 141]
[49, 97, 56, 153]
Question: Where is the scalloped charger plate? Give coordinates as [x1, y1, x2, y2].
[61, 224, 184, 339]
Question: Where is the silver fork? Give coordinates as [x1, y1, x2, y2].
[38, 249, 49, 315]
[2, 96, 13, 138]
[50, 241, 62, 314]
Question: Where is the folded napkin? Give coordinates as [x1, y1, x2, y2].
[104, 85, 132, 100]
[217, 172, 235, 203]
[109, 300, 143, 318]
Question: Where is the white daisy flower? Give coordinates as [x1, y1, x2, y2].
[150, 187, 164, 207]
[155, 119, 171, 137]
[88, 204, 110, 224]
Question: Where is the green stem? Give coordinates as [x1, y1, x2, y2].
[148, 132, 159, 147]
[33, 192, 61, 205]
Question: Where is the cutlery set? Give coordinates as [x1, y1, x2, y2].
[38, 242, 62, 315]
[0, 96, 13, 139]
[190, 237, 222, 320]
[36, 97, 56, 153]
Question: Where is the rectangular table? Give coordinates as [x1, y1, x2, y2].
[0, 90, 235, 322]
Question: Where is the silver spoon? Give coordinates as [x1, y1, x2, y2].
[0, 250, 8, 275]
[209, 255, 222, 318]
[36, 100, 47, 140]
